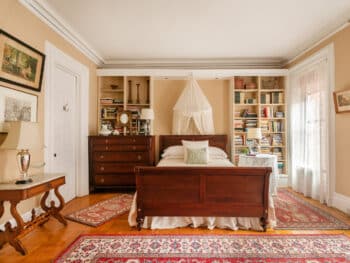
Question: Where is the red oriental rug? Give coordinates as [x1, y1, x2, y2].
[274, 188, 350, 229]
[54, 234, 350, 262]
[65, 194, 133, 227]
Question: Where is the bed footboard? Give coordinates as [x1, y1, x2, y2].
[135, 166, 271, 231]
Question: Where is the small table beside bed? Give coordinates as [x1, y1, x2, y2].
[128, 135, 272, 231]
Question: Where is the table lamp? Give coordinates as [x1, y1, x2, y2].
[140, 108, 154, 135]
[0, 121, 42, 184]
[246, 128, 262, 155]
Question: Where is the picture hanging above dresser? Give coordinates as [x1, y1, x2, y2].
[97, 75, 153, 136]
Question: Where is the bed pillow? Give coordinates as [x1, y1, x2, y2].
[161, 144, 227, 160]
[182, 140, 209, 162]
[161, 145, 184, 159]
[209, 146, 228, 159]
[186, 147, 209, 164]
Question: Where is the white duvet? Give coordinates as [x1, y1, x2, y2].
[128, 158, 275, 231]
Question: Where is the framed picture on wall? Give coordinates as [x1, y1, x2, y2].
[0, 29, 45, 92]
[333, 88, 350, 113]
[0, 85, 37, 123]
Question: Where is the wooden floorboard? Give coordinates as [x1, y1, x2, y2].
[0, 191, 349, 262]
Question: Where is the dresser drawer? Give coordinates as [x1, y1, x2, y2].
[92, 136, 151, 145]
[93, 144, 148, 152]
[93, 151, 149, 162]
[94, 163, 149, 174]
[94, 174, 135, 186]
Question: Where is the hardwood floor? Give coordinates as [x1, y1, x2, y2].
[0, 191, 349, 263]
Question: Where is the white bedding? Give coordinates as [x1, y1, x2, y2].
[128, 158, 275, 231]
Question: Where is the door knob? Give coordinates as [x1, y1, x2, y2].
[53, 153, 57, 157]
[63, 104, 69, 112]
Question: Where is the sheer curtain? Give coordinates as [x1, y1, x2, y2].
[289, 58, 331, 203]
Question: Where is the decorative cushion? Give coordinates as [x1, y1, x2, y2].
[182, 140, 209, 162]
[186, 147, 209, 164]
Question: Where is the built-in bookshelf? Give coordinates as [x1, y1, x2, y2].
[98, 76, 152, 135]
[231, 75, 287, 174]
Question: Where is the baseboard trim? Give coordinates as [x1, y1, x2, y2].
[0, 207, 43, 231]
[332, 192, 350, 215]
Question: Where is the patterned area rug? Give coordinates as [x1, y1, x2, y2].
[65, 194, 133, 227]
[274, 188, 350, 229]
[54, 234, 350, 262]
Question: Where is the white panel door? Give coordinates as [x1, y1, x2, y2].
[50, 66, 77, 202]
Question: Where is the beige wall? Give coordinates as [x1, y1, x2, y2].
[286, 26, 350, 197]
[0, 0, 97, 224]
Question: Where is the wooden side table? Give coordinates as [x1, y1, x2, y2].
[0, 173, 67, 255]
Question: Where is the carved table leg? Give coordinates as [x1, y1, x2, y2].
[0, 201, 27, 255]
[40, 186, 67, 226]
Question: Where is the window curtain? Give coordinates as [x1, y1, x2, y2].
[288, 58, 330, 203]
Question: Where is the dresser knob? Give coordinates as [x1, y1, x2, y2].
[100, 155, 104, 159]
[105, 139, 109, 143]
[100, 178, 105, 183]
[133, 139, 136, 142]
[100, 166, 105, 171]
[105, 146, 109, 150]
[137, 155, 142, 160]
[132, 146, 136, 150]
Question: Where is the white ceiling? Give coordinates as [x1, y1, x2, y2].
[29, 0, 350, 68]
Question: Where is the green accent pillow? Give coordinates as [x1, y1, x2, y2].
[185, 147, 209, 164]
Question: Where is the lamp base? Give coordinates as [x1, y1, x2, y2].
[15, 178, 33, 184]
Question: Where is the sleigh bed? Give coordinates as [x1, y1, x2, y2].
[128, 135, 272, 231]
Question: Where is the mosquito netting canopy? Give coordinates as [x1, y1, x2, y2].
[172, 76, 215, 135]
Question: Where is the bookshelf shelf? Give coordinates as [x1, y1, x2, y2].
[231, 75, 288, 174]
[98, 76, 153, 135]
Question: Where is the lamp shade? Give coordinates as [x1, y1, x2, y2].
[140, 108, 154, 120]
[247, 128, 262, 140]
[0, 121, 43, 150]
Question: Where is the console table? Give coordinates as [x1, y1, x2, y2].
[0, 173, 67, 255]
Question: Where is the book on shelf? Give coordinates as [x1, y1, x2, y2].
[275, 111, 284, 118]
[244, 98, 257, 104]
[234, 92, 245, 104]
[234, 134, 246, 146]
[260, 135, 271, 147]
[271, 134, 283, 146]
[260, 93, 271, 104]
[241, 109, 258, 118]
[272, 92, 284, 104]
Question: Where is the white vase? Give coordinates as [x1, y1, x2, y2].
[99, 124, 111, 136]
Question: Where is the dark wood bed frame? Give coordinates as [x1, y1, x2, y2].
[135, 135, 271, 231]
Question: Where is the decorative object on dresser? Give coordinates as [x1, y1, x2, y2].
[140, 108, 154, 135]
[88, 135, 155, 192]
[0, 121, 42, 184]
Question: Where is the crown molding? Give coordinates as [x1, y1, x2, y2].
[97, 68, 288, 79]
[284, 20, 350, 66]
[102, 57, 284, 69]
[19, 0, 104, 65]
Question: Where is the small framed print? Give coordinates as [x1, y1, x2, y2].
[333, 88, 350, 113]
[0, 85, 37, 122]
[0, 29, 45, 92]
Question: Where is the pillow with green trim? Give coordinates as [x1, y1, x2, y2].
[185, 147, 209, 164]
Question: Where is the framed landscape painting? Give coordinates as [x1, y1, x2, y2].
[0, 85, 37, 122]
[0, 29, 45, 92]
[333, 88, 350, 113]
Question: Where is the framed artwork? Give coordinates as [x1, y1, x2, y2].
[0, 85, 37, 122]
[333, 88, 350, 113]
[0, 29, 45, 92]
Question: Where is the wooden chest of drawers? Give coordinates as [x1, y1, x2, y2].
[88, 135, 155, 192]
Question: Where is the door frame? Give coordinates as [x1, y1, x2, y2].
[44, 41, 89, 197]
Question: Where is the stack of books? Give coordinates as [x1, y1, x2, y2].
[234, 92, 245, 104]
[234, 135, 246, 146]
[234, 120, 244, 131]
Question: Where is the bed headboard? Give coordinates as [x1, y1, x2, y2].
[158, 135, 227, 158]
